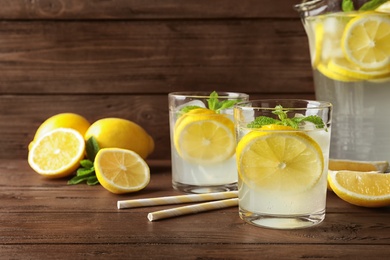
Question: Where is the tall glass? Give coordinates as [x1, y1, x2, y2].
[234, 99, 332, 229]
[169, 91, 249, 193]
[295, 0, 390, 161]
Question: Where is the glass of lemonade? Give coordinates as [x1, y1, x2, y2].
[169, 91, 249, 193]
[234, 99, 332, 229]
[295, 0, 390, 161]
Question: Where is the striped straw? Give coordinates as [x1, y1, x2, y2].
[147, 198, 238, 221]
[117, 191, 238, 209]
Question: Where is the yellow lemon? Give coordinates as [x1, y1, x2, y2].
[29, 113, 90, 150]
[329, 159, 389, 172]
[317, 62, 357, 82]
[342, 12, 390, 70]
[173, 111, 235, 164]
[236, 125, 324, 193]
[28, 128, 86, 178]
[94, 148, 150, 194]
[328, 58, 390, 80]
[84, 118, 154, 159]
[328, 170, 390, 207]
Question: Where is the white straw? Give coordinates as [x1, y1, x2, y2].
[117, 191, 238, 209]
[147, 198, 238, 221]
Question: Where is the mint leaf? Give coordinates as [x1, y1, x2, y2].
[207, 91, 219, 111]
[342, 0, 355, 11]
[360, 0, 388, 10]
[207, 91, 241, 113]
[180, 105, 203, 114]
[86, 136, 100, 161]
[80, 159, 93, 169]
[87, 176, 99, 186]
[248, 116, 280, 128]
[247, 105, 326, 130]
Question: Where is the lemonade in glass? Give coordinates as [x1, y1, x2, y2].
[169, 91, 249, 193]
[296, 0, 390, 161]
[234, 100, 332, 229]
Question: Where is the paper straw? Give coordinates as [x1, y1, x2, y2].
[117, 191, 238, 209]
[147, 198, 238, 221]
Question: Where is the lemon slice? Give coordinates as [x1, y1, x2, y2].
[328, 170, 390, 207]
[317, 62, 357, 82]
[310, 22, 324, 68]
[328, 58, 390, 80]
[342, 13, 390, 70]
[28, 128, 86, 178]
[376, 1, 390, 13]
[94, 148, 150, 194]
[174, 112, 235, 164]
[236, 127, 324, 193]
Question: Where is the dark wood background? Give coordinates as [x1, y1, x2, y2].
[0, 0, 314, 161]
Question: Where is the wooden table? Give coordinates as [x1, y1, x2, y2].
[1, 159, 389, 259]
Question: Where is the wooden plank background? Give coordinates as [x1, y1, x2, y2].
[0, 0, 315, 160]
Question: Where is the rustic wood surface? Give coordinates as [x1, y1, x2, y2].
[0, 0, 315, 160]
[1, 159, 389, 259]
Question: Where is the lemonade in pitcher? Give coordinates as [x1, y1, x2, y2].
[296, 0, 390, 161]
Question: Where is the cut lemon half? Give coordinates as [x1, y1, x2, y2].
[174, 112, 235, 164]
[342, 13, 390, 70]
[236, 127, 324, 193]
[28, 128, 86, 178]
[94, 148, 150, 194]
[328, 58, 390, 80]
[328, 170, 390, 207]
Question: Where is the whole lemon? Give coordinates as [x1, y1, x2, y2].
[29, 113, 91, 150]
[84, 118, 154, 159]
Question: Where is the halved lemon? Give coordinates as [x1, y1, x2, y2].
[28, 128, 86, 178]
[94, 148, 150, 194]
[328, 170, 390, 207]
[342, 13, 390, 70]
[236, 125, 324, 193]
[174, 112, 235, 164]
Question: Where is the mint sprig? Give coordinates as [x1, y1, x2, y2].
[68, 136, 100, 186]
[342, 0, 387, 11]
[248, 105, 325, 130]
[180, 91, 241, 114]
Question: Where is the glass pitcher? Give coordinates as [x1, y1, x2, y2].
[295, 0, 390, 162]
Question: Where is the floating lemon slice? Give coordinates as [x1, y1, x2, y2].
[328, 170, 390, 207]
[317, 62, 356, 82]
[174, 111, 235, 164]
[236, 125, 324, 193]
[342, 13, 390, 70]
[94, 148, 150, 194]
[28, 128, 86, 178]
[328, 58, 390, 80]
[311, 22, 324, 68]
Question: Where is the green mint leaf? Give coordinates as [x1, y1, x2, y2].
[248, 116, 280, 128]
[360, 0, 388, 10]
[180, 105, 203, 114]
[342, 0, 355, 11]
[87, 176, 99, 186]
[207, 91, 219, 111]
[247, 105, 326, 130]
[67, 172, 95, 185]
[76, 166, 95, 176]
[86, 136, 100, 162]
[79, 159, 93, 169]
[216, 100, 240, 113]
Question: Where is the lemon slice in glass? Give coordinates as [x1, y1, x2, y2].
[174, 111, 235, 164]
[342, 13, 390, 70]
[328, 58, 390, 80]
[236, 126, 324, 193]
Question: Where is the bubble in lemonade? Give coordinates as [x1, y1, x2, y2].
[169, 91, 249, 193]
[301, 2, 390, 161]
[235, 101, 332, 229]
